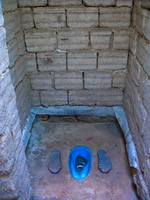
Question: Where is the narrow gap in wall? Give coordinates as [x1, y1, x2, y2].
[82, 72, 85, 89]
[65, 9, 68, 27]
[96, 53, 99, 70]
[109, 32, 114, 50]
[88, 32, 91, 49]
[36, 53, 39, 71]
[98, 8, 100, 27]
[66, 52, 68, 70]
[56, 31, 58, 50]
[67, 90, 69, 104]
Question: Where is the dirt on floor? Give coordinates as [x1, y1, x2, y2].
[26, 115, 138, 200]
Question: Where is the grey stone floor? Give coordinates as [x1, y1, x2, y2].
[26, 115, 138, 200]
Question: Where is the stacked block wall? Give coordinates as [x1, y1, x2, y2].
[2, 0, 31, 130]
[0, 1, 30, 199]
[19, 0, 133, 108]
[124, 0, 150, 199]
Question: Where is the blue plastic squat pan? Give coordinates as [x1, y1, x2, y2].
[68, 146, 92, 179]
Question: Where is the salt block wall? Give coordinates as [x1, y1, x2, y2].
[19, 0, 132, 107]
[0, 1, 30, 199]
[2, 0, 31, 130]
[124, 0, 150, 199]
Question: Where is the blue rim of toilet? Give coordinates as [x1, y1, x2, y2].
[68, 146, 92, 179]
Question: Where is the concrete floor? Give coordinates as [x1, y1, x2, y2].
[26, 115, 138, 200]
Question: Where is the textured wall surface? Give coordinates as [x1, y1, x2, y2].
[19, 0, 132, 108]
[2, 0, 31, 130]
[0, 1, 30, 199]
[124, 0, 150, 199]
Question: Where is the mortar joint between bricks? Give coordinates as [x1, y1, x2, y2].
[67, 90, 69, 105]
[65, 9, 68, 28]
[110, 31, 114, 50]
[88, 32, 91, 49]
[82, 72, 85, 89]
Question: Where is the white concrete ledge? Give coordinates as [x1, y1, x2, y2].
[22, 105, 139, 170]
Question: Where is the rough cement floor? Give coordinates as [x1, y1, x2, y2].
[26, 115, 138, 200]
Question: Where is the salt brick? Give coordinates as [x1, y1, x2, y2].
[132, 6, 137, 27]
[144, 11, 150, 41]
[128, 54, 141, 86]
[113, 70, 127, 88]
[91, 30, 111, 50]
[83, 0, 116, 6]
[58, 30, 89, 50]
[7, 37, 19, 68]
[130, 29, 138, 55]
[96, 89, 123, 106]
[4, 10, 21, 43]
[84, 72, 112, 89]
[100, 7, 131, 27]
[98, 51, 128, 70]
[113, 30, 130, 50]
[68, 52, 96, 71]
[30, 73, 53, 90]
[41, 90, 68, 106]
[10, 56, 27, 88]
[116, 0, 133, 7]
[0, 28, 9, 74]
[2, 0, 17, 13]
[139, 71, 150, 116]
[136, 8, 148, 35]
[38, 52, 66, 72]
[141, 0, 150, 9]
[137, 37, 150, 76]
[25, 29, 57, 52]
[55, 72, 83, 90]
[0, 2, 4, 26]
[34, 7, 65, 28]
[69, 89, 123, 106]
[19, 0, 47, 7]
[20, 8, 34, 30]
[48, 0, 82, 6]
[30, 90, 41, 107]
[26, 53, 37, 72]
[67, 8, 98, 28]
[16, 31, 26, 56]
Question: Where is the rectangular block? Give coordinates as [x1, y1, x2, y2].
[100, 7, 131, 27]
[41, 90, 68, 107]
[34, 8, 65, 28]
[116, 0, 133, 7]
[30, 90, 41, 107]
[48, 0, 82, 6]
[91, 30, 111, 50]
[37, 52, 66, 72]
[0, 27, 9, 74]
[144, 11, 150, 41]
[139, 70, 150, 116]
[141, 0, 150, 9]
[128, 54, 141, 86]
[98, 51, 128, 70]
[69, 89, 123, 106]
[7, 36, 19, 68]
[16, 31, 26, 56]
[25, 29, 57, 52]
[55, 72, 83, 90]
[20, 8, 34, 30]
[25, 53, 37, 72]
[137, 37, 150, 76]
[30, 73, 53, 90]
[84, 72, 112, 89]
[68, 52, 96, 71]
[96, 89, 124, 106]
[2, 0, 17, 13]
[10, 56, 27, 88]
[4, 10, 21, 43]
[130, 29, 138, 55]
[113, 70, 127, 88]
[113, 30, 130, 50]
[0, 2, 4, 26]
[19, 0, 47, 7]
[136, 8, 148, 35]
[67, 8, 98, 28]
[58, 30, 89, 50]
[83, 0, 116, 6]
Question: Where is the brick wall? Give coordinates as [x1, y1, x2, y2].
[124, 0, 150, 199]
[0, 1, 30, 199]
[2, 0, 31, 130]
[19, 0, 132, 107]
